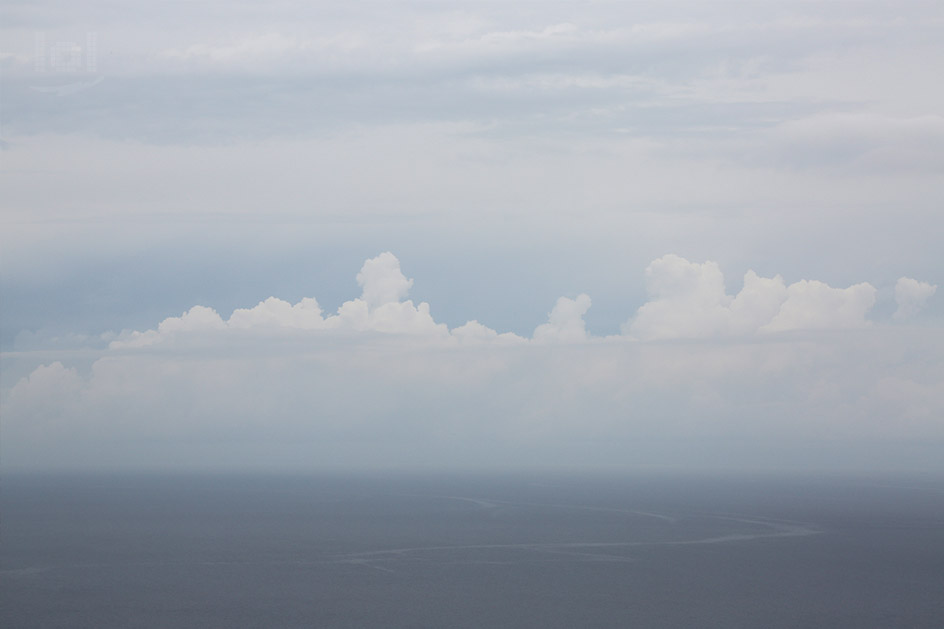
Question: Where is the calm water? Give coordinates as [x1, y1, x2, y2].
[2, 471, 943, 628]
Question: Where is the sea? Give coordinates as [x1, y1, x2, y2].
[2, 470, 943, 628]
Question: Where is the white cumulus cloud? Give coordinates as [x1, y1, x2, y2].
[356, 252, 414, 309]
[533, 294, 592, 343]
[111, 252, 449, 347]
[762, 279, 876, 332]
[626, 254, 876, 340]
[229, 297, 325, 330]
[109, 253, 602, 349]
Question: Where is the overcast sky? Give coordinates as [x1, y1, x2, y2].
[1, 1, 942, 473]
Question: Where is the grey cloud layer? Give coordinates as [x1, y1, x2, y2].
[4, 1, 942, 146]
[4, 1, 941, 289]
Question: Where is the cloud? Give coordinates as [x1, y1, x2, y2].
[6, 326, 943, 472]
[3, 1, 944, 475]
[356, 251, 414, 309]
[6, 361, 83, 424]
[625, 255, 735, 340]
[626, 254, 876, 340]
[13, 251, 926, 359]
[56, 251, 918, 350]
[229, 297, 325, 330]
[108, 253, 597, 349]
[3, 252, 942, 472]
[762, 279, 876, 332]
[894, 277, 937, 321]
[111, 252, 449, 347]
[533, 294, 592, 343]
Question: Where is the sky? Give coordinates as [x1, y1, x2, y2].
[1, 0, 942, 473]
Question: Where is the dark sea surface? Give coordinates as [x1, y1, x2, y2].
[2, 471, 943, 628]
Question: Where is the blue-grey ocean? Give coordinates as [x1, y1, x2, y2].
[2, 471, 942, 627]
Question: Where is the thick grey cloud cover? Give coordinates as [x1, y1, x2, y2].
[1, 1, 942, 472]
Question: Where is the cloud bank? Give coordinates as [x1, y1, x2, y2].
[3, 253, 942, 473]
[624, 255, 880, 340]
[110, 252, 906, 349]
[113, 252, 449, 348]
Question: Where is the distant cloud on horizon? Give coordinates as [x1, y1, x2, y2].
[101, 252, 933, 348]
[3, 253, 941, 473]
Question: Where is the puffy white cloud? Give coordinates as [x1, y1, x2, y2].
[533, 294, 592, 343]
[337, 298, 446, 337]
[228, 297, 325, 330]
[625, 255, 733, 340]
[335, 252, 448, 337]
[894, 277, 937, 321]
[355, 251, 414, 310]
[115, 305, 227, 348]
[156, 305, 226, 333]
[627, 254, 876, 340]
[762, 279, 876, 332]
[727, 271, 789, 333]
[107, 253, 601, 349]
[110, 253, 448, 347]
[69, 252, 936, 357]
